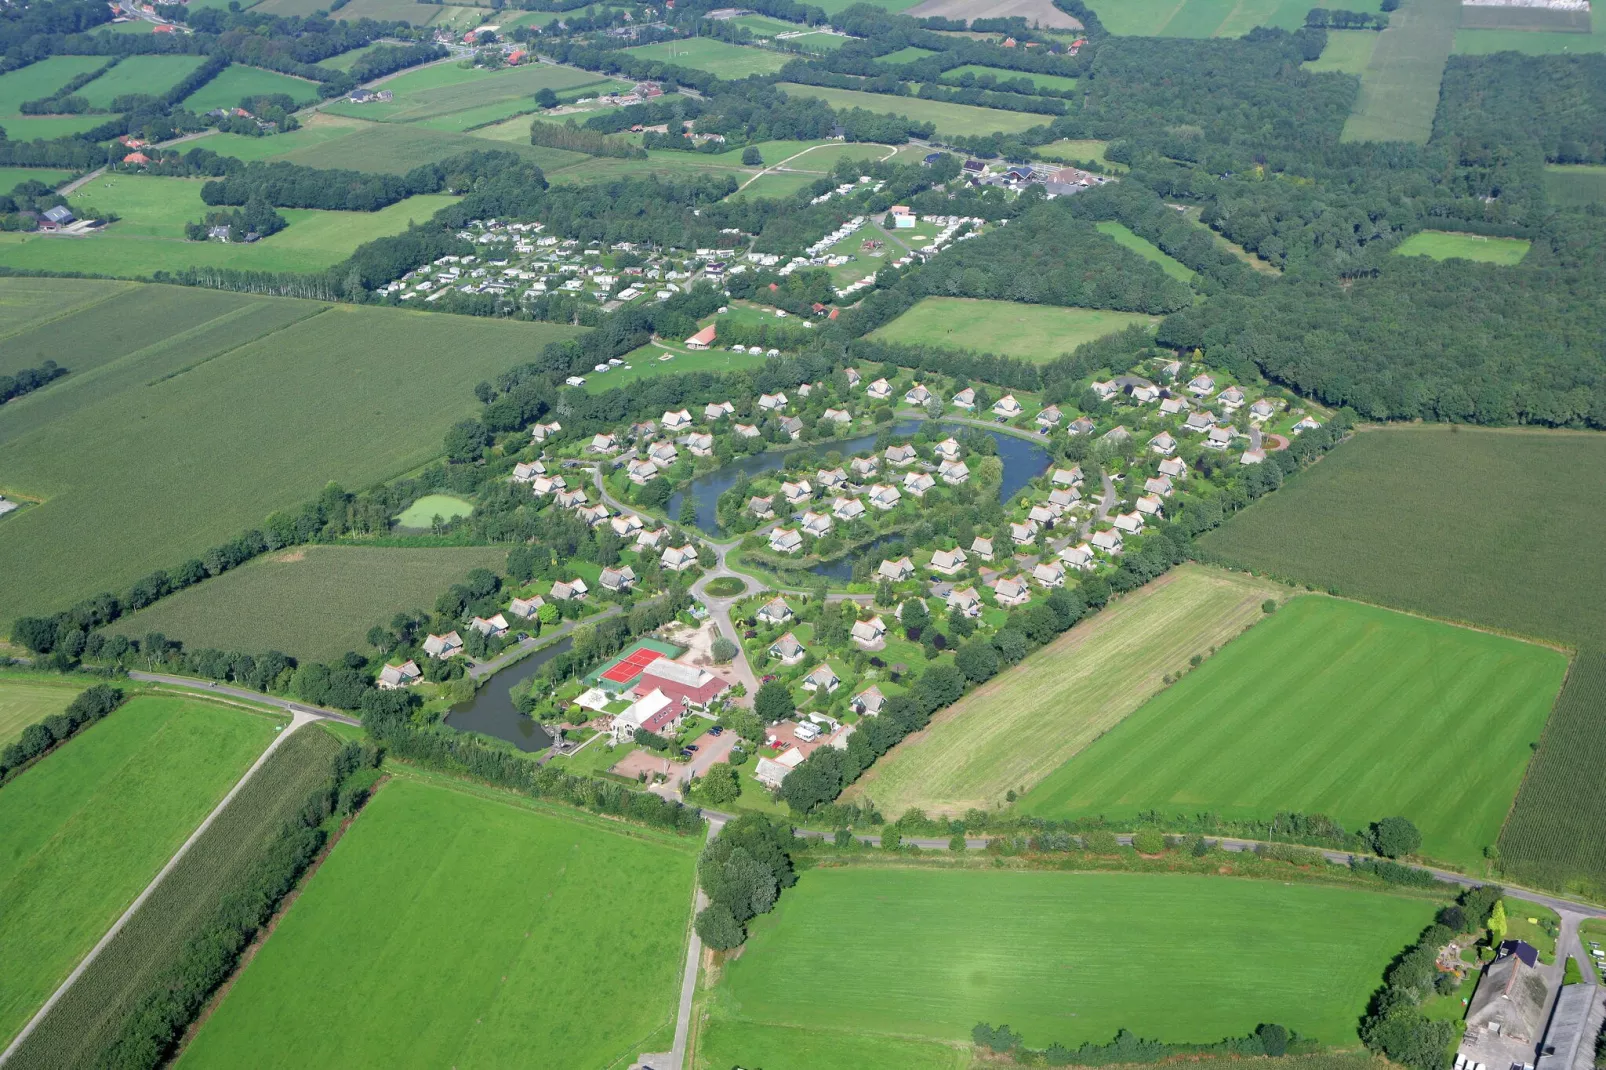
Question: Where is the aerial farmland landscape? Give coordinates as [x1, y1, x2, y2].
[0, 0, 1604, 1065]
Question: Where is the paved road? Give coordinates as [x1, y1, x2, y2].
[466, 605, 622, 680]
[641, 813, 724, 1070]
[0, 712, 321, 1067]
[128, 671, 363, 725]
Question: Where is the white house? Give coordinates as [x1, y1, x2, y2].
[802, 663, 840, 693]
[903, 471, 936, 497]
[769, 527, 803, 554]
[590, 432, 619, 453]
[948, 586, 982, 617]
[934, 437, 962, 461]
[801, 510, 833, 537]
[1114, 511, 1144, 534]
[1219, 385, 1246, 411]
[992, 394, 1023, 419]
[662, 544, 698, 571]
[851, 686, 885, 716]
[758, 392, 789, 411]
[1206, 427, 1235, 450]
[705, 400, 735, 421]
[850, 456, 879, 479]
[529, 420, 561, 442]
[1144, 475, 1174, 498]
[1136, 494, 1165, 517]
[929, 547, 967, 575]
[971, 535, 994, 561]
[885, 443, 917, 467]
[904, 383, 931, 405]
[878, 556, 914, 582]
[377, 660, 421, 689]
[600, 565, 636, 591]
[470, 613, 509, 638]
[423, 631, 462, 659]
[1059, 542, 1094, 571]
[684, 432, 714, 457]
[850, 616, 887, 649]
[1149, 431, 1177, 456]
[509, 595, 544, 619]
[832, 496, 866, 522]
[1091, 529, 1123, 554]
[512, 460, 546, 483]
[610, 688, 684, 743]
[661, 409, 692, 431]
[627, 458, 660, 485]
[782, 479, 813, 505]
[1052, 466, 1083, 487]
[951, 387, 975, 410]
[867, 377, 892, 400]
[749, 495, 775, 519]
[817, 467, 847, 490]
[770, 631, 806, 664]
[1036, 405, 1062, 430]
[938, 459, 970, 485]
[1010, 519, 1039, 545]
[757, 597, 793, 625]
[1032, 561, 1066, 588]
[994, 576, 1030, 607]
[1187, 373, 1216, 397]
[1159, 456, 1188, 479]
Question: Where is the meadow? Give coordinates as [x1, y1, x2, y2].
[1305, 29, 1382, 74]
[75, 55, 208, 109]
[1341, 0, 1459, 143]
[869, 297, 1156, 362]
[0, 115, 109, 140]
[1083, 0, 1378, 35]
[323, 62, 606, 124]
[1023, 597, 1565, 867]
[272, 121, 568, 172]
[6, 725, 344, 1070]
[393, 494, 475, 529]
[0, 56, 107, 114]
[0, 167, 71, 192]
[180, 64, 323, 114]
[0, 695, 277, 1048]
[1394, 230, 1531, 264]
[845, 566, 1284, 816]
[1034, 137, 1117, 167]
[728, 170, 825, 199]
[0, 675, 87, 749]
[178, 775, 697, 1069]
[1094, 220, 1196, 282]
[776, 83, 1048, 136]
[1545, 164, 1606, 205]
[710, 869, 1435, 1054]
[0, 281, 583, 626]
[621, 37, 793, 78]
[1455, 9, 1606, 53]
[938, 63, 1079, 92]
[106, 545, 505, 662]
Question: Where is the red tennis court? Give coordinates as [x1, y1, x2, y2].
[601, 647, 664, 684]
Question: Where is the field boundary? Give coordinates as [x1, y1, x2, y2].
[146, 304, 331, 387]
[0, 283, 133, 345]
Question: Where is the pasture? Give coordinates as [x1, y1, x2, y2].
[7, 725, 344, 1070]
[178, 776, 696, 1069]
[1095, 220, 1195, 281]
[1305, 29, 1382, 74]
[1394, 230, 1530, 264]
[0, 675, 87, 749]
[181, 64, 322, 114]
[1082, 0, 1376, 35]
[1035, 137, 1117, 167]
[1545, 164, 1606, 205]
[75, 55, 208, 109]
[0, 167, 71, 192]
[868, 297, 1155, 362]
[729, 170, 826, 199]
[0, 56, 107, 115]
[1023, 597, 1565, 868]
[106, 545, 504, 662]
[270, 120, 566, 172]
[711, 869, 1435, 1053]
[0, 115, 109, 140]
[845, 566, 1284, 816]
[620, 38, 792, 77]
[776, 83, 1048, 135]
[939, 63, 1078, 92]
[0, 281, 583, 626]
[324, 62, 606, 124]
[1341, 0, 1459, 143]
[0, 694, 277, 1048]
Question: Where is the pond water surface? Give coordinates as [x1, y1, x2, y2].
[442, 636, 572, 751]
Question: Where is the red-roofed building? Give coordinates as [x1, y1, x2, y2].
[122, 152, 151, 165]
[152, 22, 175, 32]
[828, 307, 840, 321]
[507, 50, 527, 64]
[633, 659, 729, 710]
[684, 324, 717, 349]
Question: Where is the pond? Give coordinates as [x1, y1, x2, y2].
[442, 635, 572, 751]
[667, 420, 1053, 537]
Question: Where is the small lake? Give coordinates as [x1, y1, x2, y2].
[442, 636, 572, 751]
[667, 420, 1053, 537]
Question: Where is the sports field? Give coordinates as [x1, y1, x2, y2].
[0, 282, 583, 626]
[1305, 29, 1382, 74]
[323, 61, 608, 124]
[0, 695, 277, 1048]
[0, 675, 88, 749]
[1342, 0, 1459, 143]
[7, 724, 344, 1070]
[181, 64, 322, 114]
[75, 55, 208, 109]
[1394, 230, 1530, 264]
[106, 545, 504, 662]
[845, 566, 1284, 816]
[588, 637, 684, 691]
[868, 297, 1156, 362]
[0, 56, 107, 114]
[1095, 220, 1196, 281]
[939, 63, 1078, 92]
[621, 37, 792, 77]
[776, 83, 1048, 136]
[709, 869, 1434, 1055]
[1545, 164, 1606, 205]
[1023, 597, 1566, 867]
[179, 776, 697, 1069]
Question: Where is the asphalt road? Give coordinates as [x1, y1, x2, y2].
[127, 671, 363, 725]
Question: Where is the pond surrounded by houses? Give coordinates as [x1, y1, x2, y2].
[442, 636, 572, 751]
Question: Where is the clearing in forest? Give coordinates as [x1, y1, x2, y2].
[776, 83, 1048, 135]
[868, 297, 1156, 362]
[1394, 230, 1531, 264]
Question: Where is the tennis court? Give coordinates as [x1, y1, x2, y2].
[587, 638, 684, 692]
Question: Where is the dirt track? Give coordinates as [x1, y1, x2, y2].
[904, 0, 1083, 29]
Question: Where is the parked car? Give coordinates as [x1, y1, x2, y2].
[685, 744, 699, 752]
[708, 725, 724, 736]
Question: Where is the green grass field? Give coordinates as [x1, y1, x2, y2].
[0, 694, 278, 1048]
[1095, 220, 1196, 282]
[868, 297, 1156, 362]
[1023, 597, 1566, 867]
[620, 37, 792, 78]
[878, 46, 940, 64]
[0, 281, 583, 627]
[1394, 230, 1530, 264]
[0, 167, 71, 192]
[1455, 10, 1606, 53]
[0, 115, 110, 140]
[179, 775, 696, 1069]
[1084, 0, 1378, 35]
[0, 175, 457, 276]
[598, 341, 772, 392]
[106, 545, 504, 662]
[776, 83, 1048, 136]
[268, 119, 567, 173]
[1342, 0, 1459, 143]
[323, 62, 606, 124]
[393, 494, 475, 529]
[75, 55, 208, 109]
[1305, 29, 1382, 73]
[939, 63, 1078, 92]
[728, 170, 825, 199]
[846, 566, 1285, 816]
[0, 675, 88, 749]
[6, 724, 344, 1070]
[181, 64, 322, 114]
[709, 869, 1435, 1056]
[318, 41, 390, 70]
[0, 277, 130, 340]
[0, 56, 107, 115]
[1545, 164, 1606, 205]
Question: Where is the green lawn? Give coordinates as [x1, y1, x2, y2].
[0, 115, 110, 140]
[0, 281, 583, 627]
[181, 64, 323, 114]
[0, 167, 71, 193]
[1024, 596, 1566, 868]
[1095, 220, 1196, 282]
[620, 38, 792, 78]
[1545, 163, 1606, 205]
[939, 63, 1078, 92]
[106, 545, 505, 662]
[0, 675, 88, 749]
[1342, 0, 1459, 143]
[878, 46, 940, 64]
[728, 170, 825, 200]
[1394, 230, 1531, 264]
[1305, 29, 1382, 73]
[0, 694, 278, 1048]
[710, 868, 1436, 1055]
[776, 83, 1048, 136]
[595, 340, 772, 392]
[178, 776, 696, 1069]
[75, 55, 208, 109]
[0, 56, 108, 115]
[394, 493, 475, 529]
[323, 61, 607, 124]
[868, 297, 1155, 363]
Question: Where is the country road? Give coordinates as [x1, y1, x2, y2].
[127, 671, 363, 725]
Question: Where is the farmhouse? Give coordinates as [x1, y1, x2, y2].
[1456, 941, 1549, 1070]
[769, 528, 803, 554]
[757, 597, 793, 625]
[929, 547, 967, 575]
[878, 557, 915, 582]
[377, 660, 421, 689]
[423, 631, 463, 659]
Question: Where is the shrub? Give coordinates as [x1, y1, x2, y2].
[1082, 830, 1120, 854]
[1372, 816, 1422, 858]
[1132, 829, 1167, 854]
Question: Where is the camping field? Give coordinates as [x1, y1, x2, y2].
[74, 55, 208, 109]
[621, 38, 793, 78]
[1021, 596, 1567, 868]
[177, 775, 697, 1069]
[776, 83, 1048, 136]
[867, 297, 1157, 362]
[0, 675, 88, 749]
[180, 64, 323, 114]
[0, 281, 583, 628]
[106, 545, 506, 663]
[705, 869, 1435, 1061]
[1393, 230, 1531, 264]
[844, 566, 1285, 816]
[0, 694, 278, 1049]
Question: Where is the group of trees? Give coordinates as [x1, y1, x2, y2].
[0, 358, 67, 404]
[0, 683, 124, 782]
[527, 118, 645, 158]
[184, 195, 287, 242]
[693, 813, 797, 950]
[972, 1022, 1303, 1065]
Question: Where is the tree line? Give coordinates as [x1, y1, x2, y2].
[0, 683, 124, 784]
[0, 358, 68, 404]
[972, 1022, 1307, 1065]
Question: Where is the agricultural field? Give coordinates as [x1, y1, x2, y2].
[1394, 230, 1531, 264]
[868, 297, 1156, 362]
[1095, 220, 1196, 282]
[181, 64, 323, 114]
[0, 281, 583, 626]
[1082, 0, 1377, 35]
[707, 869, 1435, 1058]
[1034, 137, 1117, 167]
[75, 55, 208, 109]
[728, 170, 826, 199]
[1545, 164, 1606, 205]
[938, 63, 1078, 92]
[0, 167, 72, 192]
[1454, 7, 1606, 52]
[324, 62, 607, 124]
[845, 566, 1284, 816]
[1305, 29, 1382, 74]
[1023, 597, 1565, 868]
[179, 776, 697, 1068]
[271, 121, 566, 173]
[545, 153, 755, 187]
[106, 545, 505, 663]
[183, 116, 372, 163]
[1341, 0, 1459, 143]
[6, 725, 345, 1070]
[776, 83, 1048, 135]
[0, 56, 107, 114]
[620, 38, 793, 78]
[0, 694, 278, 1048]
[0, 277, 130, 340]
[0, 115, 109, 140]
[0, 675, 87, 749]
